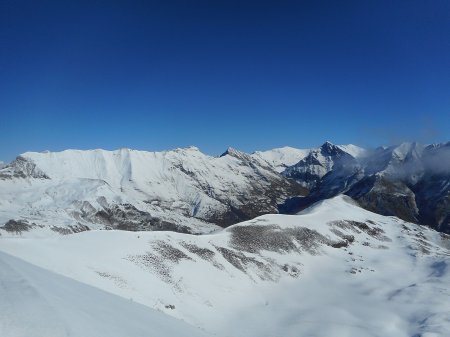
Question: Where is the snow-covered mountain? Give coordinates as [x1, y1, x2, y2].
[282, 141, 367, 189]
[1, 142, 449, 336]
[251, 146, 311, 172]
[1, 141, 448, 236]
[0, 147, 306, 235]
[1, 196, 449, 336]
[250, 143, 366, 176]
[281, 141, 450, 233]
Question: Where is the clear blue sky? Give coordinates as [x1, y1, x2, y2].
[1, 1, 449, 161]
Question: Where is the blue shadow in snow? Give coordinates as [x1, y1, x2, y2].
[430, 261, 447, 277]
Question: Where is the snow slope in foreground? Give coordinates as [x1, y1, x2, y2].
[1, 196, 449, 337]
[0, 251, 208, 337]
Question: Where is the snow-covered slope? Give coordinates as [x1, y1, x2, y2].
[0, 147, 306, 235]
[0, 251, 209, 337]
[251, 146, 310, 172]
[1, 196, 449, 337]
[336, 143, 367, 158]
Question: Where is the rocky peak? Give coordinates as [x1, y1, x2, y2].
[320, 141, 335, 151]
[0, 156, 49, 180]
[220, 147, 251, 160]
[319, 141, 348, 157]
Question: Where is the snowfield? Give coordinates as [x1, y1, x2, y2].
[0, 251, 209, 337]
[1, 196, 449, 337]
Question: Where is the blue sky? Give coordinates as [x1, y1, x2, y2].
[1, 1, 449, 161]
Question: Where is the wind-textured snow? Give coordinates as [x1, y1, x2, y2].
[1, 196, 449, 337]
[0, 251, 209, 337]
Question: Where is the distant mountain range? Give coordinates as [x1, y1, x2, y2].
[0, 141, 449, 236]
[0, 146, 306, 235]
[277, 141, 450, 233]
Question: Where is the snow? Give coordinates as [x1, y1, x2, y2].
[251, 143, 366, 175]
[0, 144, 371, 235]
[251, 146, 311, 172]
[279, 142, 368, 189]
[1, 143, 449, 336]
[1, 196, 449, 337]
[336, 144, 367, 158]
[0, 251, 209, 337]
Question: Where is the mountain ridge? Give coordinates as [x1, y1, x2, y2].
[1, 140, 448, 235]
[0, 145, 307, 236]
[280, 141, 450, 233]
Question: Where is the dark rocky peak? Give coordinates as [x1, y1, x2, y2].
[291, 142, 344, 168]
[320, 141, 341, 156]
[319, 141, 352, 159]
